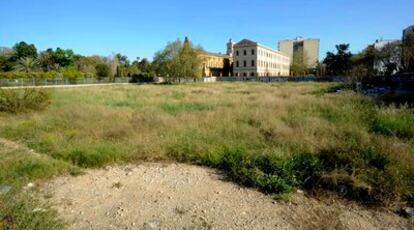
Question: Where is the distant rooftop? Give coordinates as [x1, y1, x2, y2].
[279, 37, 320, 42]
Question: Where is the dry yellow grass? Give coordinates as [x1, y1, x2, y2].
[0, 82, 413, 205]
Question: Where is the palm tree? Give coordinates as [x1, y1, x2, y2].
[14, 57, 39, 73]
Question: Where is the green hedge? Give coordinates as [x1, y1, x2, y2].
[0, 70, 87, 79]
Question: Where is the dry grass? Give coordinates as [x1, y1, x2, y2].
[0, 82, 413, 206]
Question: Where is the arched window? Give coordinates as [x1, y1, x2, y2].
[236, 61, 239, 67]
[243, 60, 247, 67]
[251, 60, 255, 67]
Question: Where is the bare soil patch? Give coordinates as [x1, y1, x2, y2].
[42, 163, 411, 230]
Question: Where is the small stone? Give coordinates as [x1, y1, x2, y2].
[23, 182, 35, 191]
[143, 220, 161, 230]
[400, 207, 414, 218]
[33, 208, 47, 213]
[296, 189, 304, 194]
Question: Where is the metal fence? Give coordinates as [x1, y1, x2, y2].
[219, 76, 320, 82]
[0, 77, 132, 87]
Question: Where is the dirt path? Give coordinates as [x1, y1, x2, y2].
[42, 163, 410, 230]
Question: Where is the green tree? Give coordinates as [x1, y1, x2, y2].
[95, 63, 110, 79]
[14, 57, 39, 73]
[402, 30, 414, 72]
[323, 44, 353, 75]
[0, 47, 13, 71]
[290, 48, 308, 76]
[153, 37, 202, 83]
[376, 41, 401, 76]
[350, 45, 378, 79]
[115, 53, 130, 77]
[62, 66, 83, 79]
[12, 42, 37, 60]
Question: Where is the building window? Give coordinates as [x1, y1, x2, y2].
[251, 49, 255, 55]
[243, 60, 247, 67]
[243, 50, 247, 56]
[236, 50, 239, 56]
[236, 61, 239, 67]
[250, 72, 255, 76]
[243, 72, 247, 77]
[251, 60, 255, 67]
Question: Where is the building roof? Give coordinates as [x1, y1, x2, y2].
[200, 51, 231, 58]
[278, 37, 320, 43]
[234, 39, 289, 57]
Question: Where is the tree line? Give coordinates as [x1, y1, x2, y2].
[291, 30, 414, 79]
[0, 38, 203, 83]
[1, 31, 413, 82]
[0, 42, 154, 82]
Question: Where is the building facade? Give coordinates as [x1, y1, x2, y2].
[198, 39, 234, 77]
[278, 37, 320, 69]
[199, 52, 232, 77]
[232, 39, 290, 77]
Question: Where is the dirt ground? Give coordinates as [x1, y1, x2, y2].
[41, 163, 411, 230]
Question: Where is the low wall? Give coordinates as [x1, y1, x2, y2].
[219, 76, 349, 82]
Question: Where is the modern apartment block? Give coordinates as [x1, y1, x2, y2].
[278, 37, 320, 69]
[232, 39, 290, 77]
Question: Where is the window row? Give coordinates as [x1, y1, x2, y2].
[234, 72, 284, 77]
[235, 60, 255, 67]
[235, 60, 289, 70]
[236, 49, 255, 56]
[235, 49, 289, 63]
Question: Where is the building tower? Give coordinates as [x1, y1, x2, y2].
[227, 38, 235, 57]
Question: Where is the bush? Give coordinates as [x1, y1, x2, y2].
[0, 193, 64, 230]
[62, 66, 83, 79]
[129, 73, 153, 83]
[0, 88, 51, 113]
[95, 64, 109, 79]
[370, 106, 414, 138]
[0, 71, 59, 79]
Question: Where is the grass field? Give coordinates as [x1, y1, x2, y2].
[0, 82, 413, 228]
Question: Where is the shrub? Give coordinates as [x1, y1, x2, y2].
[62, 66, 83, 79]
[0, 71, 59, 79]
[0, 88, 51, 113]
[95, 64, 109, 79]
[370, 106, 414, 138]
[0, 192, 64, 230]
[129, 73, 153, 83]
[57, 143, 130, 168]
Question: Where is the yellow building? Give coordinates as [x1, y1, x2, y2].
[199, 52, 232, 77]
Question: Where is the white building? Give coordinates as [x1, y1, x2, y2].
[232, 39, 290, 77]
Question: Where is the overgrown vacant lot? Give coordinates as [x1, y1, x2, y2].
[0, 83, 413, 217]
